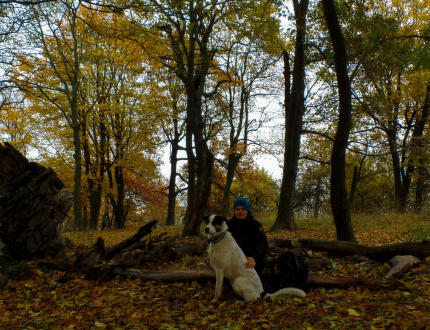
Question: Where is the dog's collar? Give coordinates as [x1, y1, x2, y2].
[208, 231, 227, 244]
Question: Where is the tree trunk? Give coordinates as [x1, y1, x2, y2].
[166, 98, 183, 226]
[107, 167, 116, 218]
[156, 8, 218, 236]
[166, 141, 179, 226]
[113, 165, 126, 229]
[183, 79, 214, 236]
[221, 153, 241, 217]
[82, 120, 91, 229]
[322, 0, 356, 242]
[399, 172, 412, 213]
[195, 146, 214, 222]
[183, 84, 198, 233]
[349, 157, 364, 207]
[107, 166, 123, 229]
[82, 203, 88, 230]
[274, 50, 294, 230]
[312, 176, 324, 218]
[26, 2, 83, 231]
[101, 210, 112, 230]
[82, 124, 103, 230]
[184, 150, 214, 236]
[72, 111, 83, 231]
[415, 166, 428, 213]
[221, 81, 251, 217]
[381, 74, 421, 213]
[69, 10, 83, 232]
[273, 0, 309, 231]
[88, 183, 102, 229]
[386, 127, 403, 209]
[409, 85, 430, 212]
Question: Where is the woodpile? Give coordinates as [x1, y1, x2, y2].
[0, 142, 72, 259]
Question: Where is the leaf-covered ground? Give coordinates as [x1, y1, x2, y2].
[1, 214, 430, 329]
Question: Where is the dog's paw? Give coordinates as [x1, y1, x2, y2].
[211, 298, 219, 303]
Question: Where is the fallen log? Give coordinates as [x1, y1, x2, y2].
[115, 268, 409, 290]
[269, 238, 294, 249]
[152, 238, 429, 263]
[70, 235, 430, 271]
[307, 274, 408, 290]
[118, 269, 216, 282]
[296, 239, 430, 261]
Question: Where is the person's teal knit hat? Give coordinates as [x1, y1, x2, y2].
[233, 197, 251, 212]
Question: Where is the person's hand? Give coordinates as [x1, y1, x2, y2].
[245, 257, 256, 269]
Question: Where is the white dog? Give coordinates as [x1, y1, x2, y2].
[204, 215, 306, 302]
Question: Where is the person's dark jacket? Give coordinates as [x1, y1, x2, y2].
[227, 215, 268, 275]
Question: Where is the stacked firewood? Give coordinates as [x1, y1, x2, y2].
[0, 142, 72, 260]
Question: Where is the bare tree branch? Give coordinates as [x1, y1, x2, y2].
[0, 0, 55, 4]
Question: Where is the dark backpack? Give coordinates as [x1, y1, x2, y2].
[274, 251, 309, 291]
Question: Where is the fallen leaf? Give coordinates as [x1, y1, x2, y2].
[347, 308, 360, 317]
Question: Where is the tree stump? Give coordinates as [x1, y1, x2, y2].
[0, 142, 72, 259]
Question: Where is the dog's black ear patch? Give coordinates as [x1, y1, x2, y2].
[212, 215, 226, 227]
[203, 216, 210, 224]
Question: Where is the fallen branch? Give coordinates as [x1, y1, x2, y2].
[104, 220, 158, 260]
[75, 220, 157, 268]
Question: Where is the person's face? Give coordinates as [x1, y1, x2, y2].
[234, 205, 248, 220]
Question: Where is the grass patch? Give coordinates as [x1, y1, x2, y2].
[62, 212, 429, 248]
[352, 212, 405, 230]
[402, 216, 430, 241]
[296, 216, 335, 231]
[253, 210, 277, 228]
[296, 212, 429, 233]
[351, 213, 429, 241]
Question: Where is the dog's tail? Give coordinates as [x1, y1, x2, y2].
[264, 287, 306, 300]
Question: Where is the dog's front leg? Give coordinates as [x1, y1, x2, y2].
[212, 269, 224, 302]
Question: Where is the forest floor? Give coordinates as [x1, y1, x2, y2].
[1, 213, 429, 329]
